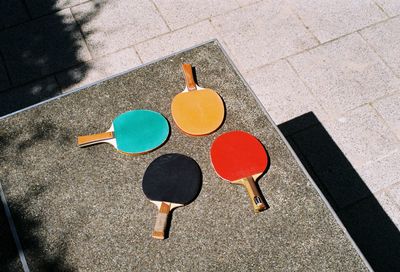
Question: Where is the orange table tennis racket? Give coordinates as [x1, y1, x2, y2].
[171, 63, 224, 136]
[210, 131, 268, 213]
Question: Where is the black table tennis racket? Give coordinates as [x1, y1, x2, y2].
[142, 153, 202, 239]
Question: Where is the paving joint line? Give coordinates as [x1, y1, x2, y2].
[357, 148, 399, 169]
[145, 1, 243, 34]
[235, 0, 264, 8]
[384, 182, 400, 211]
[372, 0, 391, 18]
[0, 0, 93, 32]
[208, 20, 244, 70]
[0, 58, 87, 95]
[70, 8, 94, 60]
[0, 5, 75, 32]
[20, 0, 33, 20]
[133, 18, 222, 58]
[172, 1, 251, 31]
[286, 3, 321, 44]
[358, 29, 400, 80]
[132, 45, 144, 64]
[207, 19, 235, 60]
[211, 1, 399, 76]
[369, 102, 400, 144]
[374, 180, 400, 199]
[284, 59, 332, 119]
[149, 0, 172, 32]
[245, 13, 400, 75]
[52, 73, 64, 92]
[367, 89, 400, 105]
[87, 18, 223, 61]
[317, 89, 400, 121]
[0, 50, 14, 87]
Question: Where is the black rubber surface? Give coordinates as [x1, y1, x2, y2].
[142, 153, 202, 204]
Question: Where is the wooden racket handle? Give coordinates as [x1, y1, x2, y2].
[182, 63, 197, 91]
[77, 132, 114, 146]
[242, 177, 267, 213]
[152, 202, 171, 239]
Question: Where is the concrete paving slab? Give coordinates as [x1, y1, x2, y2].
[0, 42, 367, 271]
[136, 21, 220, 63]
[375, 0, 400, 16]
[153, 0, 239, 30]
[57, 47, 142, 92]
[0, 9, 91, 86]
[244, 60, 328, 124]
[235, 0, 260, 6]
[0, 61, 10, 92]
[360, 17, 400, 77]
[0, 77, 60, 117]
[287, 0, 386, 43]
[211, 0, 318, 72]
[373, 92, 400, 139]
[25, 0, 89, 17]
[71, 0, 169, 57]
[324, 105, 399, 169]
[386, 182, 400, 208]
[289, 33, 399, 116]
[376, 189, 400, 229]
[356, 151, 400, 193]
[0, 0, 29, 30]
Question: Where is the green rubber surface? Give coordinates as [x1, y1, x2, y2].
[113, 110, 169, 153]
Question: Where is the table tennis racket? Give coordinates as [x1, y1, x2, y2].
[171, 63, 225, 136]
[142, 153, 202, 239]
[210, 131, 268, 213]
[77, 110, 169, 155]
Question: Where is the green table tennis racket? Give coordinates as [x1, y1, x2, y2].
[77, 110, 169, 155]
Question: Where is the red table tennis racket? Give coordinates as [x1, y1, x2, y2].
[210, 131, 268, 213]
[142, 154, 202, 239]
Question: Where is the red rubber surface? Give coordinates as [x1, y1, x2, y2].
[210, 131, 268, 182]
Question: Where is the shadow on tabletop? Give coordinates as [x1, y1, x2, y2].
[278, 112, 400, 272]
[0, 196, 74, 272]
[0, 1, 101, 270]
[0, 120, 76, 271]
[0, 0, 101, 117]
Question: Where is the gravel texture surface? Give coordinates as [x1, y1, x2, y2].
[0, 42, 367, 271]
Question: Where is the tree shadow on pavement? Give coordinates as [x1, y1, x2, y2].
[278, 112, 400, 272]
[0, 0, 100, 117]
[0, 0, 101, 270]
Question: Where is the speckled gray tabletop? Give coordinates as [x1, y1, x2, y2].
[0, 42, 368, 271]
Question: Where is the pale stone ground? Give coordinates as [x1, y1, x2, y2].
[1, 0, 399, 233]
